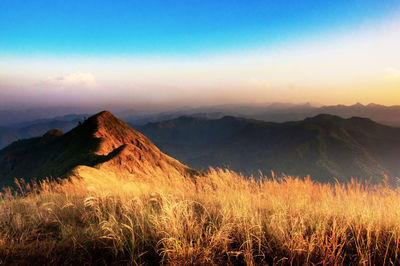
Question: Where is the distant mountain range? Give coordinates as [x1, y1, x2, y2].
[0, 118, 82, 149]
[1, 102, 400, 150]
[0, 107, 92, 126]
[2, 103, 400, 128]
[0, 111, 194, 187]
[123, 103, 400, 127]
[137, 114, 400, 184]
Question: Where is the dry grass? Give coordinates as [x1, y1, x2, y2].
[0, 169, 399, 265]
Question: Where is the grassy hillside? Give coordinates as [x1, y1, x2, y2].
[0, 169, 399, 265]
[0, 116, 106, 187]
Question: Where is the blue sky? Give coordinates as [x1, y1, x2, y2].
[1, 0, 399, 56]
[0, 1, 400, 109]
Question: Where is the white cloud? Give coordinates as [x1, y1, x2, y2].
[42, 72, 97, 89]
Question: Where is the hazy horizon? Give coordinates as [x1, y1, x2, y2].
[0, 101, 399, 116]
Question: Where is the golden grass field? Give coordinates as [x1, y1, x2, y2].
[0, 169, 399, 265]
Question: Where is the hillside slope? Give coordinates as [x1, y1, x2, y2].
[137, 114, 400, 183]
[0, 111, 194, 187]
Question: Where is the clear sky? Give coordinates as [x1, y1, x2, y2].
[0, 0, 400, 110]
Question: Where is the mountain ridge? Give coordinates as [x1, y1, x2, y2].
[137, 114, 400, 184]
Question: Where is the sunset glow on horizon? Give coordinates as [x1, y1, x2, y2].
[1, 1, 400, 109]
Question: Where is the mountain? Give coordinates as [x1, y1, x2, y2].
[0, 111, 195, 187]
[123, 110, 227, 126]
[9, 113, 89, 128]
[137, 114, 400, 184]
[316, 103, 400, 127]
[0, 119, 81, 149]
[0, 107, 94, 126]
[122, 103, 400, 127]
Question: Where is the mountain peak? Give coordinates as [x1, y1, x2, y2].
[352, 102, 364, 108]
[43, 128, 64, 137]
[93, 110, 114, 120]
[82, 110, 152, 156]
[87, 110, 121, 127]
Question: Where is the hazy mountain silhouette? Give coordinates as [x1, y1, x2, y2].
[123, 103, 400, 127]
[0, 119, 82, 149]
[0, 108, 92, 126]
[0, 111, 194, 187]
[137, 114, 400, 184]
